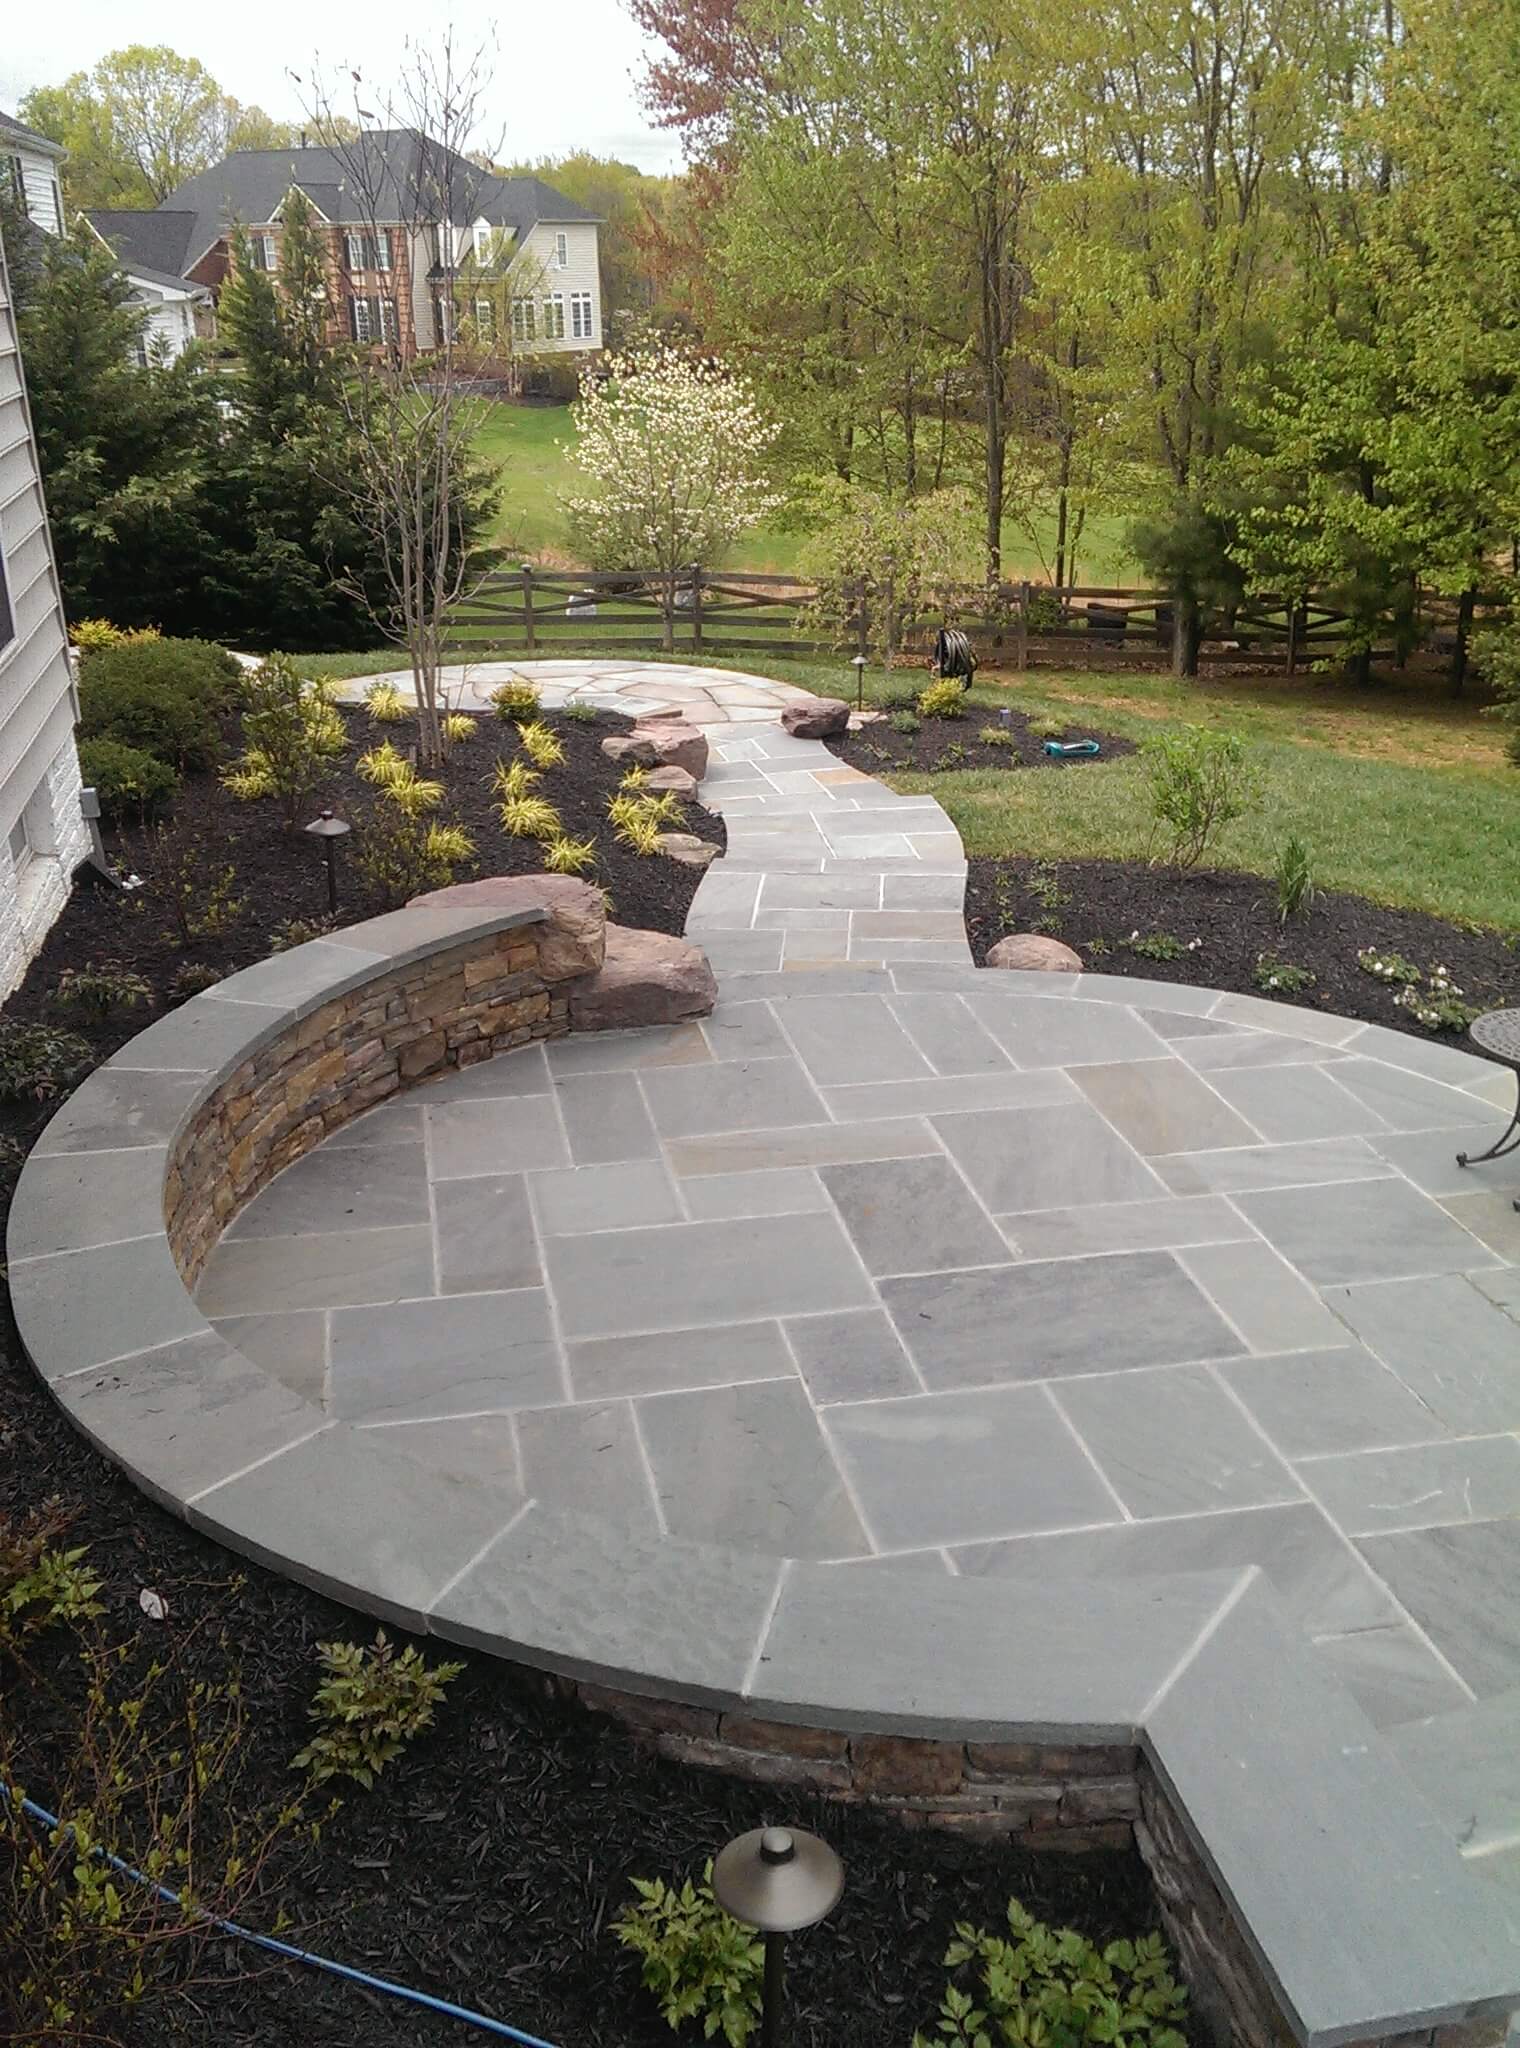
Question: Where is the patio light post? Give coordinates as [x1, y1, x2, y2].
[711, 1825, 844, 2048]
[304, 809, 352, 914]
[851, 654, 868, 709]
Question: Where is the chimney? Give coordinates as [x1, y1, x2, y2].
[300, 130, 308, 149]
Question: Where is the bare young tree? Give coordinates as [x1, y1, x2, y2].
[292, 35, 503, 766]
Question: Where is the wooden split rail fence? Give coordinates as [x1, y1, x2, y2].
[444, 567, 1498, 673]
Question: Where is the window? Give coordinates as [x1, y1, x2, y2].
[511, 297, 536, 344]
[133, 333, 150, 368]
[351, 296, 399, 344]
[553, 231, 568, 269]
[9, 778, 53, 883]
[473, 222, 492, 263]
[249, 232, 277, 272]
[8, 812, 33, 876]
[474, 297, 495, 339]
[542, 293, 565, 340]
[433, 296, 458, 345]
[350, 296, 374, 344]
[344, 230, 391, 271]
[570, 290, 593, 341]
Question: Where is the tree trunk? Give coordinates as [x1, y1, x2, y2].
[1172, 597, 1202, 678]
[1452, 585, 1475, 695]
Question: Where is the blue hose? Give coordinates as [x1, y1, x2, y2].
[5, 1786, 560, 2048]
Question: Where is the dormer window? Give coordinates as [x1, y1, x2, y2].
[474, 222, 492, 263]
[554, 231, 568, 269]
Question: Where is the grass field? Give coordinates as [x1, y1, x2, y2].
[472, 400, 1140, 582]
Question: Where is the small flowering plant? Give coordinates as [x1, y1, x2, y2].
[1253, 953, 1315, 995]
[1393, 967, 1483, 1034]
[1357, 946, 1420, 985]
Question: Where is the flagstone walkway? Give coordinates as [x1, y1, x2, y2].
[329, 657, 823, 725]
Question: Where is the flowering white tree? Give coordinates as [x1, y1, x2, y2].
[561, 348, 783, 649]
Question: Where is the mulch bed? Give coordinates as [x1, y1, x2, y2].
[966, 855, 1520, 1036]
[0, 702, 1167, 2046]
[825, 704, 1137, 777]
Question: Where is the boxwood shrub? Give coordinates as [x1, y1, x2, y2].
[78, 638, 241, 773]
[77, 737, 180, 824]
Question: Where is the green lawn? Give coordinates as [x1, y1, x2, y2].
[470, 401, 1139, 582]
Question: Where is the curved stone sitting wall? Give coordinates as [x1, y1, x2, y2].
[10, 899, 1520, 2048]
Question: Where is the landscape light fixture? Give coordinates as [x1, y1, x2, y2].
[711, 1826, 845, 2048]
[304, 808, 352, 914]
[850, 653, 868, 708]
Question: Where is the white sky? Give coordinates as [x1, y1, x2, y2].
[0, 1, 682, 173]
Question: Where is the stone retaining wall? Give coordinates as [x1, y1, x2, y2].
[166, 922, 567, 1282]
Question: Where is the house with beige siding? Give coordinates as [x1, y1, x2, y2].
[0, 215, 88, 995]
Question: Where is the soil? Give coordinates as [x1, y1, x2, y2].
[0, 703, 1166, 2047]
[825, 704, 1137, 776]
[966, 854, 1520, 1037]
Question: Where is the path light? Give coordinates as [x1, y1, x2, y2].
[712, 1825, 844, 2048]
[851, 653, 868, 709]
[305, 809, 352, 914]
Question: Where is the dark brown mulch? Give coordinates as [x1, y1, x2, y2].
[825, 705, 1136, 777]
[966, 855, 1520, 1037]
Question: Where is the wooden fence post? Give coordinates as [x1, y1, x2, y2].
[1017, 581, 1031, 672]
[691, 563, 704, 654]
[520, 563, 536, 653]
[1285, 600, 1299, 676]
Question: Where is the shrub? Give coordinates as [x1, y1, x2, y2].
[140, 821, 248, 944]
[913, 1899, 1188, 2048]
[614, 1865, 764, 2048]
[69, 617, 129, 655]
[168, 961, 223, 1001]
[491, 678, 541, 721]
[563, 700, 599, 723]
[269, 914, 339, 952]
[291, 1631, 463, 1789]
[1475, 615, 1520, 767]
[1, 1508, 103, 1652]
[1029, 713, 1067, 740]
[224, 657, 346, 828]
[365, 680, 410, 724]
[0, 1019, 93, 1101]
[917, 676, 968, 720]
[77, 737, 179, 823]
[518, 720, 565, 768]
[1274, 835, 1315, 922]
[353, 807, 473, 907]
[544, 835, 598, 874]
[53, 962, 153, 1021]
[890, 710, 921, 735]
[498, 792, 563, 840]
[978, 725, 1018, 749]
[78, 638, 240, 773]
[1142, 726, 1258, 869]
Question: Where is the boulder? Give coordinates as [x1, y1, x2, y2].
[569, 925, 717, 1031]
[601, 721, 709, 780]
[985, 933, 1082, 974]
[642, 764, 699, 797]
[655, 832, 722, 870]
[409, 873, 606, 982]
[781, 696, 851, 739]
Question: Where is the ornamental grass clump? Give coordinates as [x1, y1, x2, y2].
[544, 835, 598, 874]
[365, 680, 410, 724]
[517, 720, 565, 768]
[498, 792, 563, 840]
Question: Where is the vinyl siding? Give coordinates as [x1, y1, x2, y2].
[16, 151, 62, 236]
[0, 227, 88, 993]
[518, 222, 601, 352]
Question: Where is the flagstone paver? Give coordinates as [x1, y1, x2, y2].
[14, 662, 1520, 2044]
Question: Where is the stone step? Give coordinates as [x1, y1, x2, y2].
[1385, 1686, 1520, 1865]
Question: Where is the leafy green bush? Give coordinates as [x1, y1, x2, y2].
[168, 961, 223, 1002]
[53, 963, 153, 1021]
[1142, 726, 1257, 869]
[1029, 714, 1067, 741]
[890, 710, 921, 735]
[1474, 615, 1520, 767]
[77, 737, 179, 824]
[563, 700, 600, 723]
[1274, 835, 1315, 922]
[0, 1019, 93, 1101]
[491, 678, 542, 721]
[913, 1899, 1188, 2048]
[918, 676, 969, 720]
[615, 1865, 765, 2047]
[291, 1632, 463, 1789]
[978, 725, 1018, 750]
[78, 638, 240, 772]
[352, 805, 474, 907]
[223, 656, 347, 827]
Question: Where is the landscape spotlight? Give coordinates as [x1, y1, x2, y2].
[850, 653, 868, 708]
[712, 1825, 844, 2048]
[304, 808, 352, 914]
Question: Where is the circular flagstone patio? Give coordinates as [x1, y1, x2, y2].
[11, 666, 1520, 2042]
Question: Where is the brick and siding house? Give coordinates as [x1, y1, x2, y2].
[92, 130, 602, 372]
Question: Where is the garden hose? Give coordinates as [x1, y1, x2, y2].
[3, 1784, 560, 2048]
